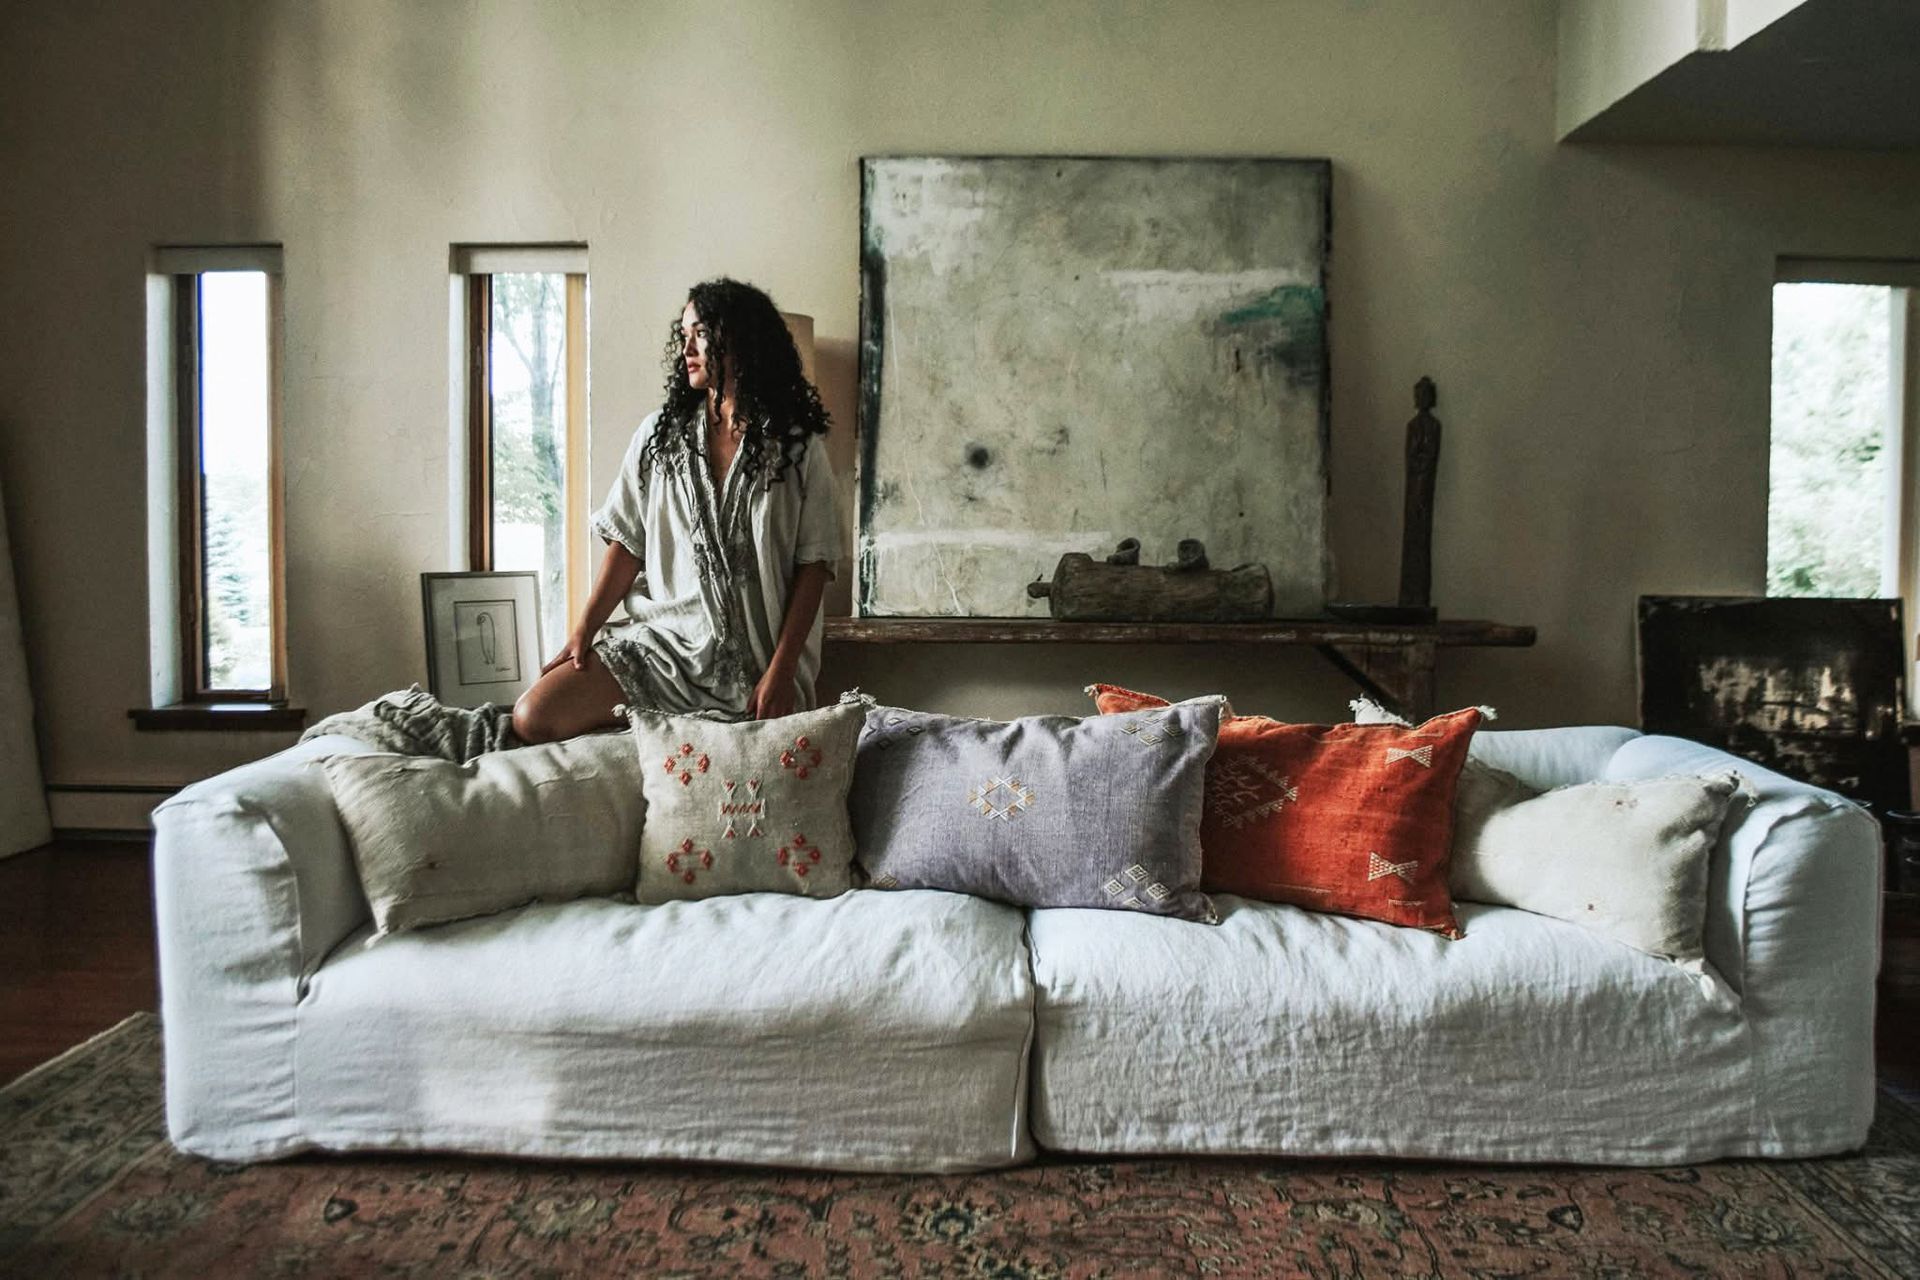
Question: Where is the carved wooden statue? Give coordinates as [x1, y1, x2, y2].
[1397, 376, 1441, 621]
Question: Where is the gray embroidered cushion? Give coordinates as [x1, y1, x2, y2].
[321, 732, 644, 938]
[849, 699, 1223, 923]
[623, 700, 863, 904]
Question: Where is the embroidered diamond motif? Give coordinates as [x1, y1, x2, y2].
[663, 742, 712, 787]
[1208, 757, 1301, 830]
[775, 832, 825, 880]
[779, 735, 824, 780]
[665, 837, 715, 886]
[1367, 851, 1418, 883]
[1119, 714, 1187, 746]
[966, 776, 1035, 821]
[1103, 862, 1170, 909]
[1385, 745, 1434, 767]
[718, 777, 767, 839]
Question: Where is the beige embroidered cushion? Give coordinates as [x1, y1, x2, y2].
[1450, 772, 1745, 962]
[321, 732, 645, 938]
[623, 700, 863, 904]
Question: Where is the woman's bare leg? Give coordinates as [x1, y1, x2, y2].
[511, 658, 627, 744]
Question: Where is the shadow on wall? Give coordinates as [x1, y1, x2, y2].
[814, 335, 860, 620]
[0, 448, 53, 855]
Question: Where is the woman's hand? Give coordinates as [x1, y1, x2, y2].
[751, 562, 831, 721]
[537, 543, 641, 677]
[746, 662, 796, 720]
[540, 626, 598, 676]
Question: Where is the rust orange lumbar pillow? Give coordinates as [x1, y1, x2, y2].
[1086, 683, 1481, 938]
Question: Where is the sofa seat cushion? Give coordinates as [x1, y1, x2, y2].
[1028, 897, 1755, 1165]
[295, 890, 1034, 1172]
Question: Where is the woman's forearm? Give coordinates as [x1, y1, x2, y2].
[577, 541, 644, 636]
[766, 562, 832, 676]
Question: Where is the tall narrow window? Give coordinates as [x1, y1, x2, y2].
[146, 246, 287, 709]
[1770, 259, 1920, 713]
[457, 246, 589, 657]
[1767, 280, 1901, 597]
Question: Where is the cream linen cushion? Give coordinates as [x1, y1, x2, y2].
[1450, 772, 1745, 962]
[1448, 756, 1540, 855]
[623, 700, 863, 904]
[321, 732, 646, 937]
[1350, 697, 1743, 961]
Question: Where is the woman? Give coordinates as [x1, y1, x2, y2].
[511, 278, 839, 743]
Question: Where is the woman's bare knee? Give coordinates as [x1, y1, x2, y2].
[512, 665, 623, 745]
[510, 693, 558, 745]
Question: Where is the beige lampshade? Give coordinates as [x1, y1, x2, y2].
[781, 311, 815, 383]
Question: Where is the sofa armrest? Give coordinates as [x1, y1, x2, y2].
[152, 733, 374, 1157]
[1603, 733, 1880, 1152]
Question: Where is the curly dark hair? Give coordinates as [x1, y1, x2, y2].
[640, 277, 829, 487]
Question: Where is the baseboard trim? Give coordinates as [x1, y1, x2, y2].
[44, 787, 177, 833]
[48, 827, 154, 845]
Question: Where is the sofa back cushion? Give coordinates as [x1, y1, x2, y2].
[850, 699, 1223, 922]
[623, 700, 863, 904]
[321, 732, 643, 937]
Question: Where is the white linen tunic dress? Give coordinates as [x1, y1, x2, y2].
[589, 407, 841, 717]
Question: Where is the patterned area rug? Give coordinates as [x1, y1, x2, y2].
[3, 1016, 1916, 1278]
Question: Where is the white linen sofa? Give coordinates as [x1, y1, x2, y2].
[152, 724, 1881, 1172]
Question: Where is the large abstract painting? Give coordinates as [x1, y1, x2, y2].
[857, 156, 1331, 618]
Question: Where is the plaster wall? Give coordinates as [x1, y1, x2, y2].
[1726, 0, 1813, 45]
[1556, 0, 1712, 138]
[2, 0, 1918, 795]
[1557, 0, 1820, 140]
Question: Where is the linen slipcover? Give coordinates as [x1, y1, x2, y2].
[1027, 727, 1879, 1164]
[296, 891, 1034, 1171]
[154, 737, 1034, 1171]
[154, 724, 1878, 1170]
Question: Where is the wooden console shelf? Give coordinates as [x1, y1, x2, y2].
[827, 618, 1531, 646]
[825, 617, 1536, 721]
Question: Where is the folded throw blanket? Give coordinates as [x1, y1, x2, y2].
[301, 684, 521, 763]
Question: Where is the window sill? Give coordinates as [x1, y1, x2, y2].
[129, 702, 309, 733]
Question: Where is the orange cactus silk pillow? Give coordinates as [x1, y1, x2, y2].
[1088, 684, 1481, 937]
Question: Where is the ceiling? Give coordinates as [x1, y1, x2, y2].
[1566, 0, 1920, 148]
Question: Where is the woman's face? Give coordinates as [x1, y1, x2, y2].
[680, 301, 712, 391]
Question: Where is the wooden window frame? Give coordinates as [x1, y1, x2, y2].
[464, 269, 590, 625]
[171, 270, 289, 705]
[1773, 260, 1920, 717]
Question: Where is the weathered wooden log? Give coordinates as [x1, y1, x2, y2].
[1027, 543, 1273, 622]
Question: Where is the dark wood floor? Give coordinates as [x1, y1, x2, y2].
[0, 839, 161, 1083]
[3, 838, 1919, 1092]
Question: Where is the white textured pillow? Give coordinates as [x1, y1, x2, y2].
[1451, 772, 1744, 962]
[1449, 757, 1539, 857]
[322, 732, 645, 937]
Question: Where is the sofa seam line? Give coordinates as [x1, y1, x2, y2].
[232, 794, 309, 1144]
[1020, 910, 1041, 1159]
